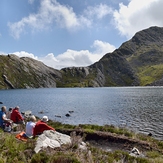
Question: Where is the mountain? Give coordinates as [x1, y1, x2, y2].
[58, 26, 163, 87]
[0, 55, 62, 89]
[1, 26, 163, 89]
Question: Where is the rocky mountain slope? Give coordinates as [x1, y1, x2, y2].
[59, 26, 163, 87]
[0, 55, 62, 89]
[1, 26, 163, 89]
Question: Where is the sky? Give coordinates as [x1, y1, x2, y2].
[0, 0, 163, 70]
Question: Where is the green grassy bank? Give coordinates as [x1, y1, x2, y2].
[0, 120, 163, 163]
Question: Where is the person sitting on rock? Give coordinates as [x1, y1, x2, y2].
[10, 106, 24, 124]
[33, 116, 55, 137]
[25, 115, 36, 138]
[6, 107, 13, 119]
[0, 106, 13, 130]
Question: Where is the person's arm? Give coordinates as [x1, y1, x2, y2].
[2, 114, 12, 123]
[44, 123, 55, 131]
[33, 127, 36, 138]
[17, 112, 24, 121]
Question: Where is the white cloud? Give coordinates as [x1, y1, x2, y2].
[12, 40, 115, 70]
[92, 40, 115, 55]
[41, 50, 93, 69]
[8, 0, 91, 39]
[84, 3, 113, 19]
[13, 51, 38, 60]
[40, 40, 115, 69]
[113, 0, 163, 38]
[0, 51, 7, 55]
[8, 0, 113, 39]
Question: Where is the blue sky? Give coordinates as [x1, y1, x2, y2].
[1, 0, 163, 70]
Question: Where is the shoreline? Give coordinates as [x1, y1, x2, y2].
[1, 119, 163, 162]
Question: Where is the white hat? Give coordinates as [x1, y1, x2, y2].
[42, 116, 48, 122]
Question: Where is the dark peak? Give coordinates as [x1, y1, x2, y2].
[131, 26, 163, 45]
[114, 26, 163, 57]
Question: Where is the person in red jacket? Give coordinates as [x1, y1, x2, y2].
[33, 116, 55, 137]
[10, 106, 24, 124]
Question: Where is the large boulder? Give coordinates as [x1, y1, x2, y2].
[34, 130, 71, 153]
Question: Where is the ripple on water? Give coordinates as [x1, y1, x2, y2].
[1, 87, 163, 140]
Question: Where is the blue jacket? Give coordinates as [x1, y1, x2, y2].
[0, 111, 5, 127]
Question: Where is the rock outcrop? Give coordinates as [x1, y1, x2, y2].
[0, 54, 62, 89]
[34, 130, 72, 153]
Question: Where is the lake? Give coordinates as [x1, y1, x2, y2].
[1, 87, 163, 140]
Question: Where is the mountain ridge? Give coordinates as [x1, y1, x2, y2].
[1, 26, 163, 89]
[59, 26, 163, 87]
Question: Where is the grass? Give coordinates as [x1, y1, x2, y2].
[1, 120, 163, 162]
[137, 64, 163, 85]
[76, 124, 134, 137]
[57, 68, 98, 87]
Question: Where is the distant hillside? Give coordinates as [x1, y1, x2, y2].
[0, 55, 62, 89]
[1, 26, 163, 89]
[116, 26, 163, 86]
[58, 26, 163, 87]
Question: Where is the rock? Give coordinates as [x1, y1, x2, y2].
[65, 113, 70, 117]
[129, 147, 146, 158]
[38, 111, 44, 114]
[2, 74, 15, 89]
[34, 130, 71, 153]
[21, 110, 32, 118]
[148, 133, 152, 136]
[130, 147, 140, 156]
[78, 141, 87, 151]
[69, 111, 74, 113]
[55, 115, 61, 118]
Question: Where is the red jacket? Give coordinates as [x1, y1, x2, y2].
[10, 108, 24, 123]
[33, 120, 55, 136]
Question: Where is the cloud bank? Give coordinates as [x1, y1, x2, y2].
[13, 40, 115, 70]
[8, 0, 92, 39]
[8, 0, 163, 69]
[113, 0, 163, 38]
[8, 0, 163, 40]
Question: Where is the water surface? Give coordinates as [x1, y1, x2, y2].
[1, 87, 163, 140]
